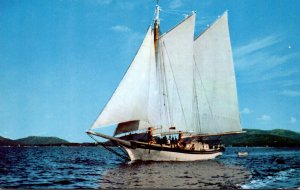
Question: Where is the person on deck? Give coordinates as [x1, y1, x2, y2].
[190, 144, 195, 151]
[171, 137, 174, 148]
[174, 137, 178, 148]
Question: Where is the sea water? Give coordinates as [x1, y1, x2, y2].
[0, 146, 299, 189]
[221, 147, 300, 189]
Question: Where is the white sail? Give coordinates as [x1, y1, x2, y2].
[156, 14, 196, 132]
[193, 12, 241, 134]
[87, 8, 242, 162]
[91, 27, 156, 129]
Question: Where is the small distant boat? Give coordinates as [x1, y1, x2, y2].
[237, 151, 248, 157]
[86, 2, 244, 162]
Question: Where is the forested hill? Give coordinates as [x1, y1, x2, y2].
[0, 136, 18, 146]
[0, 136, 69, 146]
[221, 129, 300, 147]
[15, 136, 69, 145]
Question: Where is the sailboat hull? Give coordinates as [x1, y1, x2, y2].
[123, 146, 222, 161]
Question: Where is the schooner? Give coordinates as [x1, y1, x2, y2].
[86, 3, 243, 161]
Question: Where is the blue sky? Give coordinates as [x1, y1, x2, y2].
[0, 0, 299, 142]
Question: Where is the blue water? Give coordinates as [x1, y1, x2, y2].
[0, 146, 299, 189]
[220, 147, 300, 189]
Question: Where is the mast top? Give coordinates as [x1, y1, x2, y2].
[154, 0, 160, 25]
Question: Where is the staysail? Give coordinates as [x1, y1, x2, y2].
[193, 12, 241, 134]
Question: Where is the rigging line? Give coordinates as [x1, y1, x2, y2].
[87, 134, 129, 161]
[159, 43, 172, 127]
[192, 66, 197, 131]
[193, 56, 213, 117]
[158, 43, 168, 125]
[155, 39, 162, 127]
[110, 140, 129, 157]
[193, 56, 219, 133]
[162, 41, 188, 131]
[192, 61, 202, 133]
[160, 10, 184, 16]
[160, 9, 194, 14]
[146, 31, 153, 125]
[151, 2, 157, 25]
[161, 46, 174, 126]
[157, 44, 163, 126]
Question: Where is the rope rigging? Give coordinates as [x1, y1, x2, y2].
[161, 41, 188, 132]
[157, 41, 173, 128]
[87, 133, 129, 161]
[193, 56, 219, 133]
[192, 61, 202, 133]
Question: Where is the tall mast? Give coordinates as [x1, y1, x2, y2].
[154, 0, 160, 54]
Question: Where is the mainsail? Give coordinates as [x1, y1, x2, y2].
[193, 12, 241, 134]
[91, 11, 241, 136]
[156, 14, 196, 132]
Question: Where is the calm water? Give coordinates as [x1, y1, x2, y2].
[0, 146, 300, 189]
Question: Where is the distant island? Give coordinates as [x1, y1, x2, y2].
[0, 136, 99, 147]
[1, 129, 300, 147]
[221, 129, 300, 147]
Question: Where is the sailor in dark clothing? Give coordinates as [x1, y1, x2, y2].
[190, 144, 195, 151]
[128, 133, 133, 140]
[162, 136, 167, 145]
[174, 137, 178, 148]
[171, 137, 174, 148]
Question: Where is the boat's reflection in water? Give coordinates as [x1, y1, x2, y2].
[100, 160, 250, 189]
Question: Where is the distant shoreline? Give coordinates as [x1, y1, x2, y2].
[2, 128, 300, 148]
[0, 143, 98, 147]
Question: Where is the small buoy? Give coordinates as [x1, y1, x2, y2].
[237, 152, 248, 157]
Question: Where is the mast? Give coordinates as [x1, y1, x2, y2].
[154, 0, 160, 54]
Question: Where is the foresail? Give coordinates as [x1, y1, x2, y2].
[157, 14, 196, 132]
[193, 12, 241, 134]
[91, 28, 156, 130]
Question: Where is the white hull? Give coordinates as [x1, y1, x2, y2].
[123, 147, 222, 161]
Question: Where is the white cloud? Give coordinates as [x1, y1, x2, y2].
[257, 69, 299, 82]
[280, 90, 300, 97]
[111, 25, 131, 32]
[234, 34, 299, 84]
[169, 0, 183, 9]
[277, 80, 300, 87]
[257, 114, 272, 121]
[240, 107, 252, 114]
[234, 35, 281, 58]
[290, 116, 297, 124]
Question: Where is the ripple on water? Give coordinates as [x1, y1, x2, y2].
[101, 160, 250, 189]
[1, 147, 300, 189]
